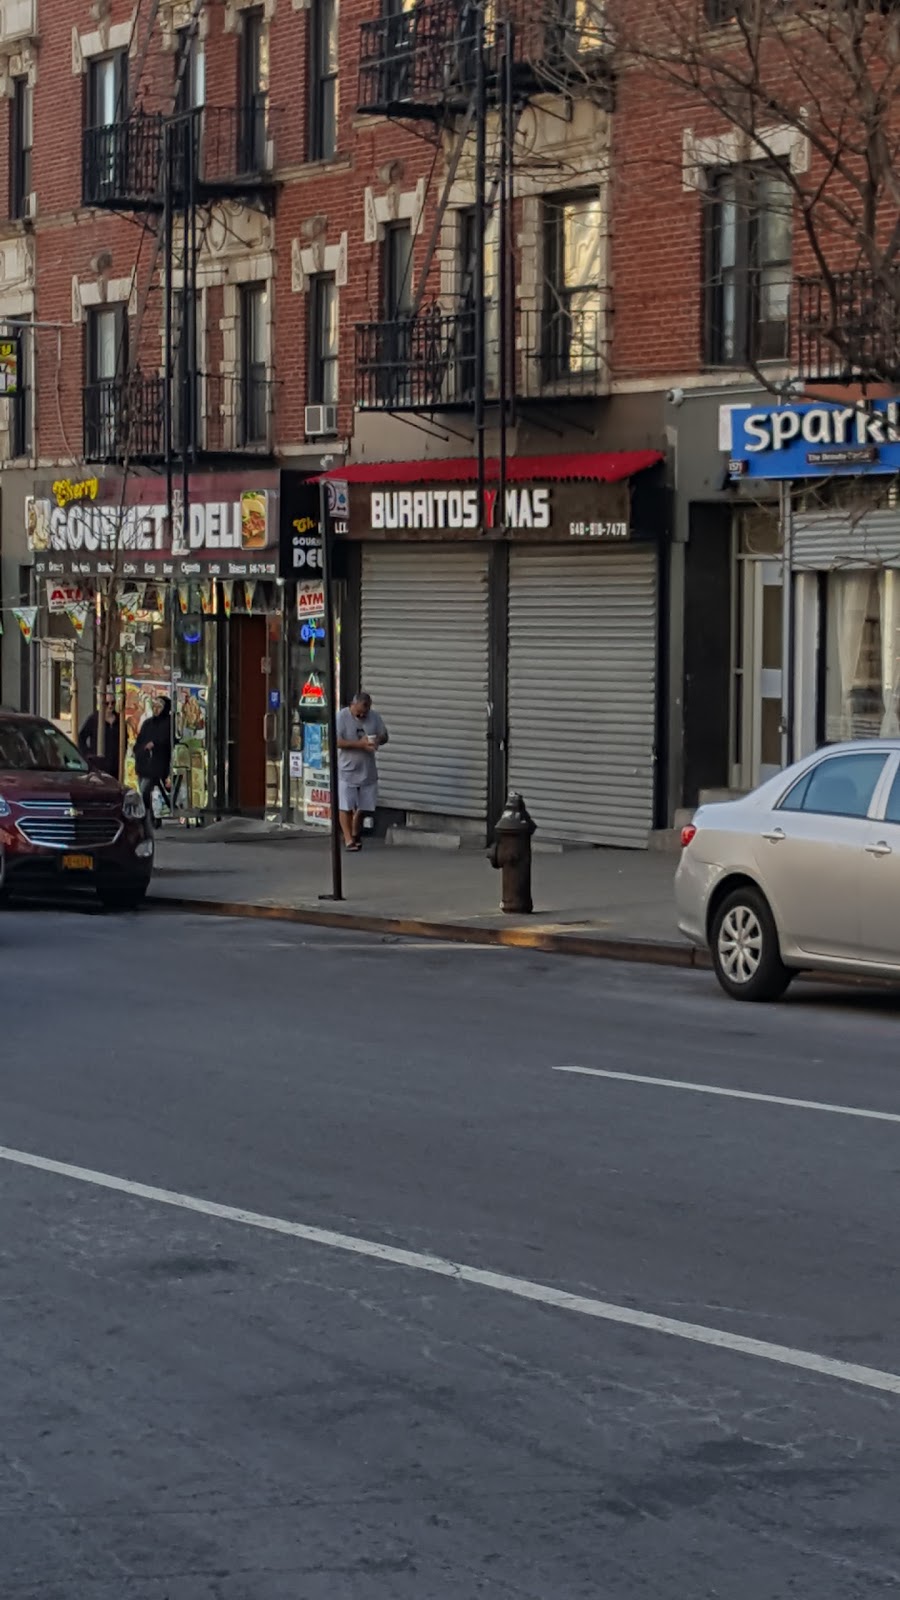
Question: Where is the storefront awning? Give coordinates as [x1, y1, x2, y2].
[311, 450, 663, 485]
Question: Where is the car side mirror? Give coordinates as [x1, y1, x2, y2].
[86, 755, 105, 773]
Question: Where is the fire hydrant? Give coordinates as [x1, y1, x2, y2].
[488, 792, 536, 914]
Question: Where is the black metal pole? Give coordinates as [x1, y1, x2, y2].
[473, 0, 487, 528]
[497, 19, 512, 537]
[319, 477, 343, 902]
[163, 120, 174, 548]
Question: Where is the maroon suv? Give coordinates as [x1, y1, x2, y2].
[0, 710, 154, 909]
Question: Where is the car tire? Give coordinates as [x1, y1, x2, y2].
[710, 885, 792, 1003]
[97, 882, 148, 912]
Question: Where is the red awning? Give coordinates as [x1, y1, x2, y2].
[311, 450, 663, 485]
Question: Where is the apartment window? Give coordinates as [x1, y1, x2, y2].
[705, 0, 739, 19]
[309, 275, 339, 407]
[309, 0, 339, 161]
[8, 318, 31, 458]
[460, 209, 500, 396]
[240, 283, 268, 445]
[9, 78, 33, 221]
[543, 192, 603, 377]
[86, 51, 127, 128]
[383, 222, 413, 317]
[172, 288, 200, 449]
[239, 8, 269, 172]
[85, 303, 127, 457]
[174, 27, 205, 113]
[705, 165, 792, 365]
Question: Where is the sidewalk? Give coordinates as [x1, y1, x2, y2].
[149, 829, 696, 964]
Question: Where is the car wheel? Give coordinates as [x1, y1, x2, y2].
[710, 886, 792, 1003]
[97, 882, 148, 912]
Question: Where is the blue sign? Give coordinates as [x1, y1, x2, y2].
[269, 689, 281, 711]
[300, 621, 326, 643]
[303, 722, 324, 768]
[728, 398, 900, 480]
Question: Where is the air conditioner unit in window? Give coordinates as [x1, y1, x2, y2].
[305, 403, 337, 437]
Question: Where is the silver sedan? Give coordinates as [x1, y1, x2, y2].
[675, 740, 900, 1001]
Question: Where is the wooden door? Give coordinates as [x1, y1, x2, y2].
[230, 614, 268, 811]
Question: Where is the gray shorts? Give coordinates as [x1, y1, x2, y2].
[339, 780, 377, 813]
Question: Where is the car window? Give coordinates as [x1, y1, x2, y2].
[882, 767, 900, 825]
[779, 752, 888, 818]
[0, 719, 87, 773]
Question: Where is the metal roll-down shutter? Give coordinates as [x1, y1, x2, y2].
[507, 545, 658, 846]
[361, 544, 489, 817]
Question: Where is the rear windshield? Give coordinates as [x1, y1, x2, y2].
[0, 719, 88, 773]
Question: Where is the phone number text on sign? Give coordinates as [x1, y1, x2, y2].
[569, 521, 629, 540]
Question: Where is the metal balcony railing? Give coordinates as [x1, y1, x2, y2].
[83, 375, 167, 462]
[83, 115, 167, 209]
[83, 104, 276, 211]
[796, 269, 900, 384]
[84, 372, 275, 462]
[357, 0, 611, 118]
[354, 303, 608, 411]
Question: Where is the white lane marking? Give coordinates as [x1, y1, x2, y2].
[553, 1065, 900, 1127]
[2, 1143, 900, 1397]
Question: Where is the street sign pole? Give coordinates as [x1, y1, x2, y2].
[319, 475, 343, 902]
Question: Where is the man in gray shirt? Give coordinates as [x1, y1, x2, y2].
[335, 690, 389, 850]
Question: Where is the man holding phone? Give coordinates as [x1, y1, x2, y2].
[335, 690, 389, 851]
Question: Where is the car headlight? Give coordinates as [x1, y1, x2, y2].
[0, 794, 9, 818]
[123, 789, 146, 821]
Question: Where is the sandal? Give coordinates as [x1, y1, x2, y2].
[346, 840, 362, 852]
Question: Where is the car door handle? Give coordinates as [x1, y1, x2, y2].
[866, 840, 893, 857]
[762, 827, 785, 843]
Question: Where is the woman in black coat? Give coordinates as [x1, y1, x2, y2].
[134, 695, 173, 826]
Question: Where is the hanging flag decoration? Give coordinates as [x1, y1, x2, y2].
[66, 602, 89, 638]
[244, 579, 257, 613]
[13, 606, 37, 643]
[199, 583, 214, 616]
[222, 580, 234, 618]
[178, 584, 190, 615]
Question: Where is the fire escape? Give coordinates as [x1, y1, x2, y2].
[353, 0, 614, 485]
[796, 269, 900, 385]
[79, 9, 278, 508]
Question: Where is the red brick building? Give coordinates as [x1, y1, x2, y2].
[0, 0, 892, 839]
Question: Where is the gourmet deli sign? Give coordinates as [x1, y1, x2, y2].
[27, 481, 278, 577]
[725, 399, 900, 479]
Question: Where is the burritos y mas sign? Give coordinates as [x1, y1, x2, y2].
[728, 400, 900, 479]
[27, 490, 276, 577]
[371, 487, 551, 531]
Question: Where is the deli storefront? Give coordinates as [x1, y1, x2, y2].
[328, 451, 667, 848]
[28, 470, 287, 819]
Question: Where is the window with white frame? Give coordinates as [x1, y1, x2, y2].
[542, 192, 603, 378]
[704, 164, 792, 365]
[308, 274, 339, 409]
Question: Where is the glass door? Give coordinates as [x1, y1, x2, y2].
[734, 558, 784, 789]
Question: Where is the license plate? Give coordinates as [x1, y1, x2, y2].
[62, 854, 94, 871]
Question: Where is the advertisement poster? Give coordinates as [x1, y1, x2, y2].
[302, 770, 331, 828]
[0, 335, 19, 395]
[174, 683, 209, 812]
[123, 678, 170, 790]
[297, 578, 325, 618]
[46, 580, 84, 613]
[303, 723, 324, 769]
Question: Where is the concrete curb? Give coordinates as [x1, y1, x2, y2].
[148, 893, 706, 968]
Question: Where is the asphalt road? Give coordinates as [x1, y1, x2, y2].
[4, 906, 900, 1598]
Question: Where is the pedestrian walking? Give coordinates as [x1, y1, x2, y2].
[134, 694, 173, 828]
[78, 693, 122, 779]
[335, 690, 388, 851]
